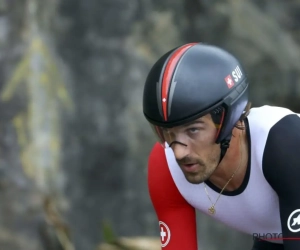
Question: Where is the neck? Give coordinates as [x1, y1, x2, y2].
[208, 127, 248, 191]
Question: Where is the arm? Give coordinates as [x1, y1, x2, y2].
[148, 143, 198, 249]
[263, 114, 300, 249]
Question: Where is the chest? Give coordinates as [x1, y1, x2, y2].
[165, 147, 282, 236]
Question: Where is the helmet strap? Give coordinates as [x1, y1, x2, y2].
[211, 106, 230, 162]
[219, 135, 231, 163]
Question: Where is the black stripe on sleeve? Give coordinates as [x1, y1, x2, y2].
[263, 114, 300, 250]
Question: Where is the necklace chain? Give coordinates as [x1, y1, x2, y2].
[204, 134, 243, 215]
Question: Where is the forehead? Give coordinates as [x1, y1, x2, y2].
[172, 114, 212, 129]
[188, 114, 211, 124]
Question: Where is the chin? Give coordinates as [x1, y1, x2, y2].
[184, 173, 207, 184]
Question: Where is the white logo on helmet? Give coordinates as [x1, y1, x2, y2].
[225, 75, 234, 89]
[232, 65, 243, 82]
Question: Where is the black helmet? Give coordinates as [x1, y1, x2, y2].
[143, 43, 248, 151]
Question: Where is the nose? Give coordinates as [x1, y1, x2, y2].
[171, 142, 189, 160]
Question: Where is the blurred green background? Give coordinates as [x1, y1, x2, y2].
[0, 0, 299, 249]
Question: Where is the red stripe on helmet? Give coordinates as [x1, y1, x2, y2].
[161, 43, 197, 121]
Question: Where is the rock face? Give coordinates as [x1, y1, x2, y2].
[0, 0, 299, 250]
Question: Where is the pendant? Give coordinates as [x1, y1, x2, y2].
[208, 206, 216, 215]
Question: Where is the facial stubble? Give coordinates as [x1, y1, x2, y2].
[179, 151, 220, 184]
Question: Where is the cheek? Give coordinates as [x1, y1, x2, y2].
[191, 139, 216, 157]
[192, 130, 219, 157]
[197, 127, 218, 145]
[208, 126, 218, 141]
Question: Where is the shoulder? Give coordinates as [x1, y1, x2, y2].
[260, 107, 300, 190]
[263, 112, 300, 163]
[148, 142, 175, 188]
[148, 142, 166, 163]
[248, 105, 300, 156]
[148, 143, 168, 177]
[147, 143, 190, 208]
[247, 105, 297, 144]
[249, 105, 300, 147]
[248, 105, 296, 128]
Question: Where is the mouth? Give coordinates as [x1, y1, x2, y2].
[181, 163, 199, 173]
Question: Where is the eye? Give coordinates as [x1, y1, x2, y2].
[188, 128, 199, 133]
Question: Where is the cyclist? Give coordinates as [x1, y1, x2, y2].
[143, 43, 300, 250]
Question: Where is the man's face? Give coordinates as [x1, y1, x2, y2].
[163, 114, 220, 184]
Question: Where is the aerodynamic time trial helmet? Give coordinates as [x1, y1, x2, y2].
[143, 43, 248, 156]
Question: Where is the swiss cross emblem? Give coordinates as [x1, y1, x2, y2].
[225, 75, 234, 89]
[159, 221, 171, 247]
